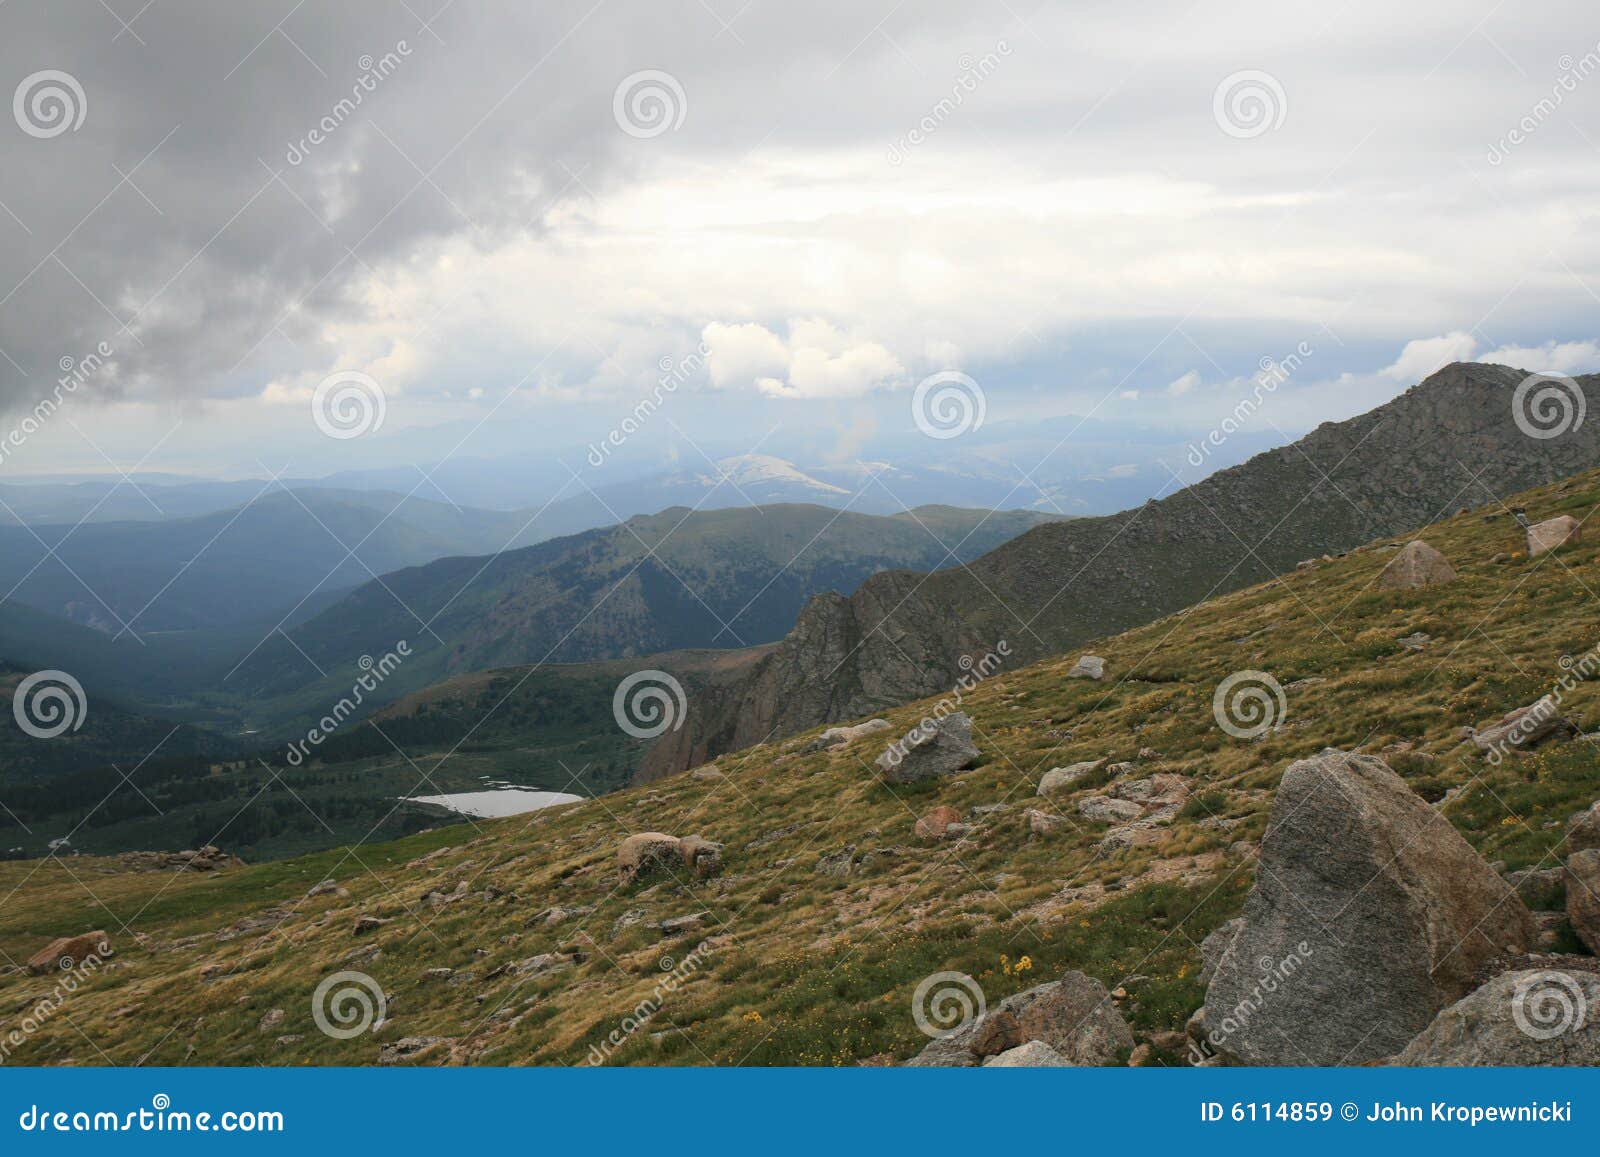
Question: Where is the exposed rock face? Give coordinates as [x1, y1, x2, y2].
[1378, 540, 1456, 589]
[26, 931, 111, 974]
[1199, 918, 1244, 985]
[905, 971, 1133, 1067]
[617, 833, 682, 884]
[1037, 760, 1102, 796]
[118, 845, 243, 872]
[1470, 696, 1575, 756]
[874, 713, 980, 784]
[1567, 849, 1600, 954]
[644, 364, 1600, 779]
[1204, 749, 1535, 1065]
[983, 1041, 1070, 1067]
[1015, 972, 1135, 1065]
[914, 806, 965, 841]
[1078, 796, 1143, 823]
[1570, 802, 1600, 854]
[1067, 654, 1105, 680]
[1393, 970, 1600, 1065]
[1527, 514, 1581, 557]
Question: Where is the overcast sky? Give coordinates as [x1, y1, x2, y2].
[1, 0, 1598, 479]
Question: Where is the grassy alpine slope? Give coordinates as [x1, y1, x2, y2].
[3, 468, 1599, 1066]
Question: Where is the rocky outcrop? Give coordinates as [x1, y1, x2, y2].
[1378, 540, 1456, 589]
[644, 364, 1600, 779]
[1567, 849, 1600, 953]
[874, 713, 980, 784]
[1079, 796, 1143, 823]
[1470, 696, 1575, 756]
[1392, 969, 1600, 1065]
[117, 846, 242, 872]
[26, 931, 111, 974]
[617, 833, 682, 884]
[1037, 760, 1102, 796]
[1527, 514, 1581, 557]
[914, 806, 965, 841]
[905, 970, 1132, 1067]
[1203, 749, 1534, 1065]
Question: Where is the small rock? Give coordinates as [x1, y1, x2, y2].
[803, 719, 892, 752]
[1025, 808, 1071, 836]
[618, 833, 682, 884]
[1067, 655, 1105, 680]
[352, 916, 391, 936]
[1526, 514, 1581, 557]
[914, 806, 965, 841]
[1377, 540, 1456, 590]
[1037, 760, 1104, 796]
[689, 765, 725, 782]
[257, 1009, 284, 1032]
[1078, 796, 1143, 823]
[1471, 696, 1575, 756]
[25, 931, 111, 974]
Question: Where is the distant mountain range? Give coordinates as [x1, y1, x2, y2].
[640, 363, 1600, 779]
[232, 503, 1063, 708]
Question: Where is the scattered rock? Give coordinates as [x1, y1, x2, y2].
[677, 835, 724, 881]
[352, 916, 391, 936]
[983, 1040, 1070, 1067]
[804, 719, 892, 752]
[1566, 849, 1600, 954]
[1037, 760, 1103, 796]
[1067, 655, 1105, 680]
[689, 765, 725, 782]
[1527, 514, 1581, 557]
[257, 1009, 284, 1032]
[618, 833, 682, 884]
[1397, 632, 1432, 651]
[657, 912, 709, 936]
[1377, 540, 1456, 590]
[1024, 809, 1071, 837]
[1016, 971, 1136, 1065]
[1393, 970, 1600, 1065]
[422, 967, 454, 982]
[1078, 796, 1143, 823]
[1568, 802, 1600, 854]
[377, 1036, 449, 1066]
[1204, 748, 1535, 1065]
[874, 713, 981, 784]
[970, 802, 1009, 817]
[914, 806, 965, 841]
[26, 931, 111, 974]
[306, 879, 346, 899]
[1470, 696, 1576, 756]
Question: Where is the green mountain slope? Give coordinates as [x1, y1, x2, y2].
[2, 465, 1596, 1066]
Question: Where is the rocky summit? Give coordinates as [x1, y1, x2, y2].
[643, 365, 1600, 780]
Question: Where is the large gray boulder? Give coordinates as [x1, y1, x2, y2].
[1204, 749, 1535, 1065]
[1393, 970, 1600, 1065]
[1567, 849, 1600, 954]
[1378, 540, 1456, 590]
[874, 713, 980, 784]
